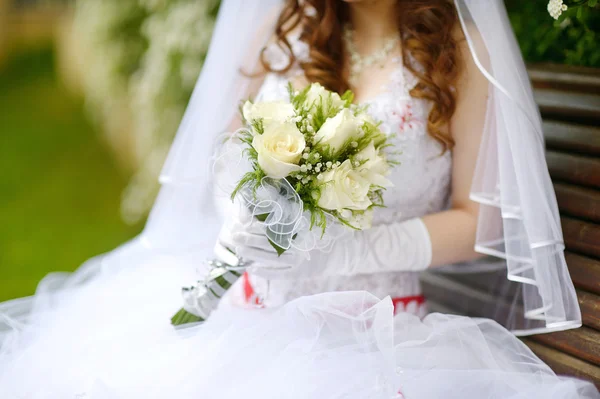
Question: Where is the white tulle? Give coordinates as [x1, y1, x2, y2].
[0, 260, 596, 398]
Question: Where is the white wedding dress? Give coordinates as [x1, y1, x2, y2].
[0, 35, 597, 399]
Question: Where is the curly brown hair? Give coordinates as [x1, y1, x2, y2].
[261, 0, 461, 151]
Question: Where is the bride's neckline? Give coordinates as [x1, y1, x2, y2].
[264, 32, 412, 107]
[351, 55, 408, 106]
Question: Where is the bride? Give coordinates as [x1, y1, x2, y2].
[1, 0, 598, 398]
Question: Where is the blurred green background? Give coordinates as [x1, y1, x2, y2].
[0, 0, 598, 302]
[0, 48, 142, 301]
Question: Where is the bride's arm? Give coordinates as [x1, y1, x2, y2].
[422, 31, 489, 267]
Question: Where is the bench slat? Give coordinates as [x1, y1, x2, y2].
[566, 252, 600, 295]
[578, 289, 600, 331]
[531, 326, 600, 367]
[534, 89, 600, 124]
[544, 121, 600, 157]
[529, 64, 600, 94]
[522, 340, 600, 388]
[547, 151, 600, 189]
[562, 217, 600, 260]
[555, 183, 600, 224]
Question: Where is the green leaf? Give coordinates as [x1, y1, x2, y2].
[170, 308, 203, 326]
[255, 213, 268, 222]
[269, 238, 286, 257]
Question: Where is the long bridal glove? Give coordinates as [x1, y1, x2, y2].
[218, 209, 433, 280]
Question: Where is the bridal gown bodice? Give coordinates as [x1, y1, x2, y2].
[234, 36, 453, 312]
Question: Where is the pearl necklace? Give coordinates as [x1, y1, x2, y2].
[343, 26, 400, 87]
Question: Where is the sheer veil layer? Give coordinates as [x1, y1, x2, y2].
[441, 0, 581, 334]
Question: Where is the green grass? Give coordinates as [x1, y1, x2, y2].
[0, 47, 143, 302]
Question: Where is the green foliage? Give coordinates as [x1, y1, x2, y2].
[0, 48, 142, 301]
[506, 0, 600, 67]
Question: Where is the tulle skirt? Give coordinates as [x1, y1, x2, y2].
[0, 248, 597, 399]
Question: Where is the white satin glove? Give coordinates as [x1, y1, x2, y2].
[217, 208, 302, 272]
[217, 207, 433, 279]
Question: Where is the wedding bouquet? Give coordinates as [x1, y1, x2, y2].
[171, 83, 395, 326]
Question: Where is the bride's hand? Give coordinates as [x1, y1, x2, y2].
[217, 208, 301, 276]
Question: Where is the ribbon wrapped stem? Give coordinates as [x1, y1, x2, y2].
[170, 258, 248, 326]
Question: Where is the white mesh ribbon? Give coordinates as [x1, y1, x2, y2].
[241, 177, 305, 251]
[434, 0, 581, 335]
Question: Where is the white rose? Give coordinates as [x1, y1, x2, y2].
[252, 122, 306, 179]
[313, 109, 359, 155]
[243, 101, 296, 126]
[317, 159, 372, 212]
[354, 141, 393, 188]
[304, 83, 345, 111]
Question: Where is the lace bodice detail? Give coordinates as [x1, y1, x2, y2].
[246, 35, 452, 307]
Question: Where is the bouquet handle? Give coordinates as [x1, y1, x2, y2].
[170, 244, 249, 326]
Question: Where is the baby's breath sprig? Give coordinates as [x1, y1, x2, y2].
[290, 173, 329, 234]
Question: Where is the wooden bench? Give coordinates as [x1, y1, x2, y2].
[422, 64, 600, 387]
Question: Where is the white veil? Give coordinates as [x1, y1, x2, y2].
[0, 0, 581, 338]
[433, 0, 581, 335]
[140, 0, 283, 255]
